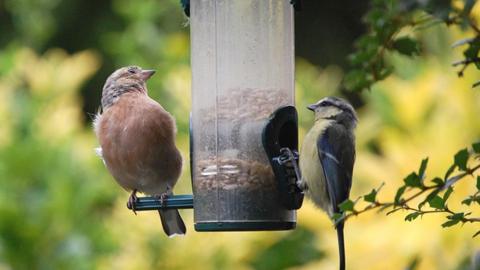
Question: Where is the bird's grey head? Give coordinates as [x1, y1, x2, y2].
[307, 96, 358, 128]
[101, 66, 156, 110]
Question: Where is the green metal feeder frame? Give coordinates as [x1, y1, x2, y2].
[128, 0, 304, 232]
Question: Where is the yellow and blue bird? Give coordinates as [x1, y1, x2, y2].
[300, 97, 357, 270]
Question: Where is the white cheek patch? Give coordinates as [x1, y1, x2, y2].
[318, 107, 342, 118]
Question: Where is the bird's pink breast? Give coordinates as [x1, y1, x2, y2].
[96, 93, 182, 195]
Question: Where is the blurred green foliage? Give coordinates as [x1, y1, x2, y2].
[0, 48, 118, 269]
[345, 0, 480, 91]
[248, 227, 324, 270]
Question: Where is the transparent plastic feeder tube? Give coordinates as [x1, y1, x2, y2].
[190, 0, 295, 231]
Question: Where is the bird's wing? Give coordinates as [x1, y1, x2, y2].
[317, 123, 355, 214]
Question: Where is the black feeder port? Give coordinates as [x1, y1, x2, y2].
[262, 106, 304, 210]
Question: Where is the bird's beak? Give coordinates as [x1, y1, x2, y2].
[307, 104, 317, 111]
[140, 70, 156, 81]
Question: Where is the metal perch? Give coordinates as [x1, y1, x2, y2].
[127, 195, 194, 211]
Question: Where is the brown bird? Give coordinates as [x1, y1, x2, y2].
[94, 66, 186, 237]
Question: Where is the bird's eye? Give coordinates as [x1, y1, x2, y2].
[320, 100, 330, 107]
[128, 68, 137, 74]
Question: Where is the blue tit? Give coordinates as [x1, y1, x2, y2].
[299, 96, 357, 270]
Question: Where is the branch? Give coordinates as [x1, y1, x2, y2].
[336, 144, 480, 238]
[452, 57, 480, 67]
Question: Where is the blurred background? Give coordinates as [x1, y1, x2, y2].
[0, 0, 479, 269]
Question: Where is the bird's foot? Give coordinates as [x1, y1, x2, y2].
[297, 180, 308, 192]
[127, 189, 138, 215]
[155, 193, 169, 207]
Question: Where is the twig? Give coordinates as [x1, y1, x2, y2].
[343, 164, 480, 223]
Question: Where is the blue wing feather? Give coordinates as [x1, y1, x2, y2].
[318, 135, 340, 211]
[317, 124, 355, 213]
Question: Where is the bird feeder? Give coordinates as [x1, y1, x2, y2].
[128, 0, 303, 232]
[190, 0, 301, 231]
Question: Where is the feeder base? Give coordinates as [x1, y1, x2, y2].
[194, 221, 296, 232]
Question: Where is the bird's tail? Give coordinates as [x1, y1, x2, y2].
[158, 209, 186, 237]
[336, 221, 346, 270]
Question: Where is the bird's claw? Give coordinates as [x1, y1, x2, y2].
[127, 189, 138, 215]
[279, 147, 302, 183]
[297, 180, 308, 192]
[155, 193, 169, 207]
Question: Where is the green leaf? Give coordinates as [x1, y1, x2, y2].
[443, 187, 453, 202]
[477, 176, 480, 191]
[472, 142, 480, 153]
[404, 172, 422, 188]
[344, 70, 371, 91]
[392, 37, 420, 56]
[377, 66, 393, 80]
[462, 198, 472, 206]
[248, 226, 324, 270]
[464, 41, 480, 69]
[395, 186, 407, 205]
[339, 199, 355, 212]
[332, 213, 343, 222]
[404, 256, 420, 270]
[348, 50, 376, 66]
[448, 212, 464, 221]
[454, 148, 469, 171]
[428, 195, 444, 209]
[419, 190, 440, 209]
[405, 212, 421, 222]
[441, 219, 460, 228]
[473, 196, 480, 205]
[444, 164, 456, 180]
[418, 158, 428, 180]
[432, 177, 444, 186]
[364, 189, 377, 203]
[426, 0, 452, 21]
[473, 230, 480, 238]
